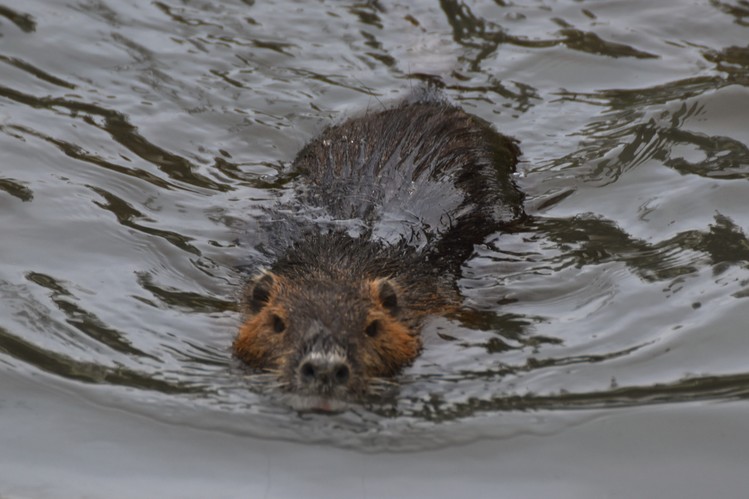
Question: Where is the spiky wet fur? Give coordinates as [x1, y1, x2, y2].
[234, 91, 525, 406]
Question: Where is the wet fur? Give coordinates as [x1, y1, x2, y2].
[234, 92, 524, 402]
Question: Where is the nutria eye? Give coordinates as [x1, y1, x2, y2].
[365, 320, 380, 338]
[272, 314, 286, 333]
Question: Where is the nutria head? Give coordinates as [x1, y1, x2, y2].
[234, 231, 460, 409]
[233, 270, 423, 407]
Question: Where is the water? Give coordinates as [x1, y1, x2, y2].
[1, 0, 748, 497]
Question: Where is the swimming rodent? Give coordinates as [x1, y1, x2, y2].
[234, 90, 524, 409]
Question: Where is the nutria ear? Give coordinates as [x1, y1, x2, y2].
[246, 272, 276, 313]
[376, 279, 399, 316]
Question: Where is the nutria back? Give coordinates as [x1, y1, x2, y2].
[292, 97, 524, 263]
[235, 92, 524, 409]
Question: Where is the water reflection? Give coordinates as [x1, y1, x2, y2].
[0, 4, 35, 32]
[1, 0, 749, 452]
[710, 0, 749, 26]
[548, 91, 749, 183]
[534, 212, 749, 279]
[0, 176, 33, 201]
[400, 370, 749, 423]
[440, 0, 657, 67]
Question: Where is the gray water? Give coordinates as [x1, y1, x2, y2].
[1, 0, 749, 497]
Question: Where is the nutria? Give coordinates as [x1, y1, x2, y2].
[234, 90, 524, 409]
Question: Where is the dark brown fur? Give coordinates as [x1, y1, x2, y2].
[234, 93, 523, 405]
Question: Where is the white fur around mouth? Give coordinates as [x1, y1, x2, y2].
[303, 348, 347, 366]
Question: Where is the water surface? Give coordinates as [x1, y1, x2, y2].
[1, 0, 749, 497]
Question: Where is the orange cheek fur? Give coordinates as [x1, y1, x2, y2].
[363, 313, 421, 376]
[363, 279, 422, 376]
[233, 306, 288, 369]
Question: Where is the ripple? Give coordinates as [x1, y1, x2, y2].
[0, 4, 36, 33]
[2, 0, 749, 458]
[0, 176, 33, 202]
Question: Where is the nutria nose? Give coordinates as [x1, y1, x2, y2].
[298, 353, 351, 388]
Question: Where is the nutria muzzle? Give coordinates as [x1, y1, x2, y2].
[290, 324, 358, 396]
[297, 348, 352, 392]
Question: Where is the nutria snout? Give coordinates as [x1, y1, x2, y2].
[296, 339, 352, 394]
